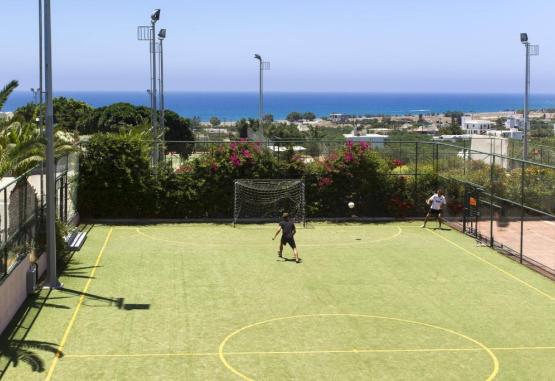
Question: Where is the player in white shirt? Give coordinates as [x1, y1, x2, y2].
[421, 189, 446, 228]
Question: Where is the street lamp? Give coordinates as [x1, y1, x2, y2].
[31, 88, 40, 104]
[254, 54, 270, 139]
[520, 33, 539, 160]
[158, 29, 166, 161]
[138, 9, 161, 166]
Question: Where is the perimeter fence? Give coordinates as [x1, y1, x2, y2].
[158, 139, 555, 276]
[0, 153, 78, 281]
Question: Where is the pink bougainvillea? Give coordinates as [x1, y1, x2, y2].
[210, 162, 219, 173]
[393, 159, 404, 167]
[242, 149, 252, 159]
[230, 154, 241, 167]
[359, 141, 370, 151]
[318, 177, 333, 187]
[344, 152, 354, 163]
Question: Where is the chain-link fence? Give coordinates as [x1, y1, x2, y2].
[156, 139, 555, 276]
[0, 153, 78, 280]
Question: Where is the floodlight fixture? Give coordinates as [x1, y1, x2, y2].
[254, 54, 262, 61]
[151, 9, 160, 22]
[158, 29, 166, 39]
[520, 33, 528, 43]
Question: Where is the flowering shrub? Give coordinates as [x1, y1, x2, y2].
[79, 136, 434, 219]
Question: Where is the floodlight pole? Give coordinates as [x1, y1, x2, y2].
[38, 0, 44, 137]
[523, 42, 530, 160]
[150, 14, 159, 166]
[38, 0, 45, 216]
[254, 54, 270, 139]
[158, 29, 166, 161]
[520, 33, 539, 160]
[44, 0, 59, 288]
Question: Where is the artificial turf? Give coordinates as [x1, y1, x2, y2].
[1, 222, 554, 380]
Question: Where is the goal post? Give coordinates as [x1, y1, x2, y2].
[233, 179, 305, 226]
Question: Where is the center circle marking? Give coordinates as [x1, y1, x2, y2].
[218, 314, 499, 381]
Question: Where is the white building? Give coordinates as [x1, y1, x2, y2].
[329, 113, 349, 123]
[343, 132, 387, 149]
[485, 129, 523, 140]
[505, 116, 524, 130]
[461, 115, 495, 135]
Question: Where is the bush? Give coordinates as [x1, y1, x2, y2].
[78, 133, 157, 218]
[78, 137, 430, 219]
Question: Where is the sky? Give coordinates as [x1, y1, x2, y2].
[1, 0, 555, 93]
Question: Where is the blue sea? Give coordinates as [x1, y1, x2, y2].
[4, 92, 555, 121]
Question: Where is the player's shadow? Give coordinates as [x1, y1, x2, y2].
[432, 227, 451, 231]
[278, 257, 302, 263]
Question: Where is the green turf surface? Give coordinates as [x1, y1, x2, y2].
[1, 222, 554, 380]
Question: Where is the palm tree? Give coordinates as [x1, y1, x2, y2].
[0, 80, 18, 111]
[0, 81, 77, 177]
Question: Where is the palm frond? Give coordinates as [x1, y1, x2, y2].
[0, 80, 19, 110]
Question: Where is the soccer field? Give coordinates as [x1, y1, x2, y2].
[1, 222, 554, 380]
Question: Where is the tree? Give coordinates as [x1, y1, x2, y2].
[439, 124, 463, 135]
[164, 110, 194, 157]
[445, 111, 464, 126]
[263, 114, 274, 123]
[302, 112, 316, 121]
[80, 103, 150, 134]
[286, 112, 303, 123]
[0, 80, 18, 110]
[264, 122, 304, 140]
[53, 97, 94, 131]
[209, 116, 221, 127]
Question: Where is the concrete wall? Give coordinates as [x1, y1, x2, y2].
[0, 253, 46, 334]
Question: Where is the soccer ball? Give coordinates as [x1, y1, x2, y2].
[348, 202, 355, 209]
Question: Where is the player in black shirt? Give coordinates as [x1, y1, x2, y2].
[272, 213, 300, 263]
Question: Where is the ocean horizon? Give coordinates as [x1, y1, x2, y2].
[4, 91, 555, 121]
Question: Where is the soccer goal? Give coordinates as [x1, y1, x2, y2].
[233, 179, 305, 226]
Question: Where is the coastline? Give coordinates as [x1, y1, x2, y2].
[3, 91, 555, 122]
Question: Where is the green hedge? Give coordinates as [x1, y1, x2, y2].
[78, 135, 439, 219]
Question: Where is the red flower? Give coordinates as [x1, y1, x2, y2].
[210, 162, 219, 173]
[393, 159, 404, 167]
[344, 152, 354, 163]
[359, 142, 370, 151]
[318, 177, 333, 187]
[230, 142, 238, 150]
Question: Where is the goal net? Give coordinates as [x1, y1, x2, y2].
[233, 179, 305, 225]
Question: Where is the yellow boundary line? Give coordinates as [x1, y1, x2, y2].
[427, 229, 555, 302]
[44, 228, 114, 381]
[135, 226, 402, 247]
[62, 345, 555, 359]
[218, 314, 499, 381]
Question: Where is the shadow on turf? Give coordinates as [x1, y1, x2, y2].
[59, 289, 150, 311]
[278, 257, 302, 264]
[0, 290, 64, 378]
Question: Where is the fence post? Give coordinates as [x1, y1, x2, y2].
[414, 142, 419, 213]
[519, 160, 525, 264]
[489, 155, 495, 247]
[463, 139, 466, 176]
[3, 189, 7, 278]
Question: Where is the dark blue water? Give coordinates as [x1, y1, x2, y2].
[4, 92, 555, 121]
